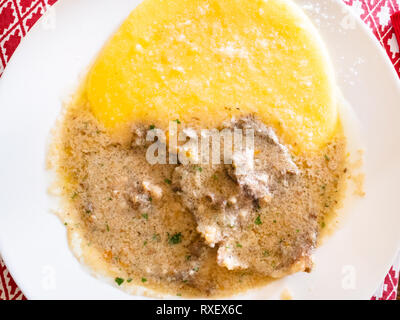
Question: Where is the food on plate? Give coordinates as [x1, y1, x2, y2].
[49, 0, 352, 297]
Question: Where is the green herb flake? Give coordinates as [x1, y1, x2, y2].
[321, 222, 326, 229]
[149, 125, 156, 130]
[164, 178, 172, 185]
[106, 224, 110, 232]
[142, 213, 149, 220]
[273, 220, 277, 224]
[236, 243, 243, 248]
[196, 167, 203, 172]
[141, 277, 147, 283]
[324, 154, 330, 161]
[152, 233, 160, 241]
[174, 119, 181, 124]
[115, 277, 124, 286]
[185, 255, 191, 261]
[168, 232, 182, 245]
[255, 215, 262, 225]
[71, 192, 78, 199]
[127, 278, 133, 283]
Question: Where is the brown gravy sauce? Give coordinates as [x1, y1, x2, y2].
[49, 102, 349, 298]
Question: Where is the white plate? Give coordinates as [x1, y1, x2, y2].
[0, 0, 399, 300]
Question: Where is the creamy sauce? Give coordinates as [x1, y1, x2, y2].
[49, 104, 348, 298]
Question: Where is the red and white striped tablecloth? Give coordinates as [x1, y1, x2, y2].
[0, 0, 399, 300]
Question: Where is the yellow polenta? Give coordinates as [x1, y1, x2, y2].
[86, 0, 337, 151]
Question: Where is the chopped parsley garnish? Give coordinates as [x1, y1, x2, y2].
[168, 232, 182, 245]
[164, 178, 172, 185]
[255, 215, 262, 225]
[71, 192, 78, 199]
[321, 222, 326, 229]
[196, 167, 203, 172]
[127, 278, 133, 283]
[236, 243, 243, 248]
[141, 277, 147, 283]
[149, 124, 156, 130]
[273, 220, 277, 224]
[115, 277, 124, 286]
[177, 293, 182, 296]
[185, 255, 191, 261]
[193, 267, 199, 272]
[263, 250, 269, 257]
[142, 213, 149, 220]
[174, 119, 181, 124]
[212, 174, 218, 180]
[152, 233, 160, 241]
[64, 222, 68, 226]
[324, 154, 330, 161]
[106, 224, 110, 232]
[143, 241, 148, 246]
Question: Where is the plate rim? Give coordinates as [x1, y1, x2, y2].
[0, 0, 399, 300]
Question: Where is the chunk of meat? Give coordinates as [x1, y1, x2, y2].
[172, 164, 253, 247]
[215, 207, 318, 277]
[226, 116, 299, 202]
[173, 116, 317, 277]
[230, 148, 272, 201]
